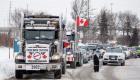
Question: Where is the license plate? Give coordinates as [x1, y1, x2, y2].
[26, 64, 40, 70]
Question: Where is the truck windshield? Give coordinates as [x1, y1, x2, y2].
[25, 30, 55, 40]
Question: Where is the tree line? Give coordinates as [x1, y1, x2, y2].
[71, 0, 139, 46]
[2, 0, 139, 47]
[96, 9, 139, 46]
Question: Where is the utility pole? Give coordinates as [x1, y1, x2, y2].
[9, 0, 12, 25]
[8, 0, 12, 59]
[26, 0, 29, 15]
[87, 0, 89, 43]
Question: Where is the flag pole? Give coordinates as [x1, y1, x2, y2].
[75, 15, 77, 54]
[88, 0, 90, 43]
[9, 0, 12, 59]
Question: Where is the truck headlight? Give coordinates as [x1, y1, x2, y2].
[67, 52, 71, 55]
[15, 54, 25, 60]
[52, 54, 60, 60]
[15, 54, 25, 63]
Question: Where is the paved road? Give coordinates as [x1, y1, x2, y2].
[100, 58, 140, 80]
[8, 58, 140, 80]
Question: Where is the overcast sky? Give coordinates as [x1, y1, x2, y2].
[0, 0, 140, 27]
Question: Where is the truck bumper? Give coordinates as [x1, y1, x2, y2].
[66, 61, 74, 64]
[15, 63, 61, 71]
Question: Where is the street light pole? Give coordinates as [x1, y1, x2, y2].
[8, 0, 12, 59]
[87, 0, 90, 43]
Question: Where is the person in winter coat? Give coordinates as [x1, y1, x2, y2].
[93, 53, 100, 72]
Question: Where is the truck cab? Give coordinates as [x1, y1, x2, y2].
[15, 15, 66, 79]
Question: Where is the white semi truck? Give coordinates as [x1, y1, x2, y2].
[15, 14, 66, 79]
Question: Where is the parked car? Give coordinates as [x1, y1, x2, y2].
[80, 49, 88, 63]
[96, 44, 106, 58]
[122, 46, 131, 59]
[103, 47, 125, 66]
[135, 47, 140, 57]
[127, 47, 137, 58]
[86, 43, 98, 60]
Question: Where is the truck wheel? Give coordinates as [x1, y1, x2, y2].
[54, 70, 62, 79]
[62, 64, 66, 74]
[83, 59, 88, 64]
[15, 70, 23, 79]
[103, 62, 107, 65]
[79, 59, 83, 66]
[121, 62, 125, 66]
[70, 62, 76, 68]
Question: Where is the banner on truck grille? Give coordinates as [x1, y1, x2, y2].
[26, 44, 50, 63]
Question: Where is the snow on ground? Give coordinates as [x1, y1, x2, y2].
[0, 47, 15, 80]
[114, 59, 140, 80]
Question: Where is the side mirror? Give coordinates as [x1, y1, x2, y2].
[55, 31, 59, 39]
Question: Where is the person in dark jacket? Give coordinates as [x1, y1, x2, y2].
[93, 53, 99, 72]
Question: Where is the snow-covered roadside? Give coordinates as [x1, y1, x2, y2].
[0, 47, 16, 80]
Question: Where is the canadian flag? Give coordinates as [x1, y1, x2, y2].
[63, 42, 70, 48]
[76, 16, 88, 27]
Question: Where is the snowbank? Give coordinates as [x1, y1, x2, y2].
[0, 47, 15, 80]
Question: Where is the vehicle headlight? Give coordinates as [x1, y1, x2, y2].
[15, 54, 25, 60]
[104, 55, 109, 58]
[52, 54, 61, 60]
[118, 55, 121, 57]
[118, 55, 123, 59]
[67, 52, 71, 54]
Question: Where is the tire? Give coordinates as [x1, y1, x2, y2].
[62, 64, 66, 74]
[79, 59, 83, 66]
[15, 70, 23, 79]
[103, 62, 107, 65]
[70, 61, 76, 68]
[83, 59, 88, 64]
[54, 70, 62, 79]
[77, 59, 83, 67]
[121, 62, 125, 66]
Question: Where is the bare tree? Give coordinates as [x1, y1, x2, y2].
[118, 12, 139, 45]
[71, 0, 90, 20]
[118, 12, 139, 35]
[107, 12, 117, 40]
[11, 9, 32, 28]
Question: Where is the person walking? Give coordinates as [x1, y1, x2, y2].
[93, 53, 100, 72]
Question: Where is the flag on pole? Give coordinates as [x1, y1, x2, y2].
[76, 16, 88, 27]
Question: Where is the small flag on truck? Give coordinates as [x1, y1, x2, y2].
[63, 42, 70, 48]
